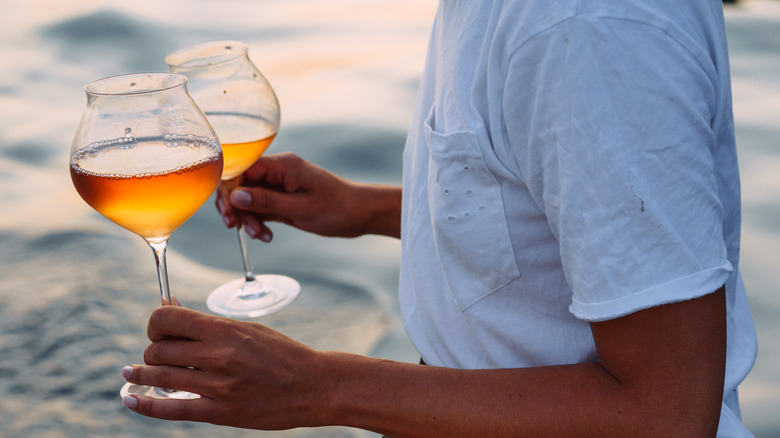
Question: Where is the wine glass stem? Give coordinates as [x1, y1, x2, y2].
[148, 240, 173, 305]
[237, 223, 257, 283]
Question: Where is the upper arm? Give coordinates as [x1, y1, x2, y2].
[589, 286, 727, 437]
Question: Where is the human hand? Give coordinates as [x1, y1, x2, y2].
[215, 152, 372, 241]
[121, 306, 327, 430]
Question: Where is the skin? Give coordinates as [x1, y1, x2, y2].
[122, 152, 727, 437]
[216, 152, 402, 241]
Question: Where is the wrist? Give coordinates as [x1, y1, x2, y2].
[310, 351, 364, 428]
[314, 351, 420, 435]
[350, 183, 401, 238]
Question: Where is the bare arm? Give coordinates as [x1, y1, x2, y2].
[216, 152, 401, 240]
[123, 287, 726, 437]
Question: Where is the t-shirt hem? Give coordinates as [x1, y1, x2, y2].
[569, 262, 733, 322]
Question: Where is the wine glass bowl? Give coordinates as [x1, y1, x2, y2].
[167, 41, 300, 318]
[70, 72, 223, 399]
[166, 41, 278, 180]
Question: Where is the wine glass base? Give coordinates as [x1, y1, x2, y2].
[207, 274, 300, 318]
[120, 382, 200, 400]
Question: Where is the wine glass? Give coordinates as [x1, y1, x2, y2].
[70, 73, 223, 399]
[166, 41, 300, 318]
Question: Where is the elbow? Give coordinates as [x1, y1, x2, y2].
[624, 380, 724, 437]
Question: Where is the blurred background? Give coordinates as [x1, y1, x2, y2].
[0, 0, 777, 437]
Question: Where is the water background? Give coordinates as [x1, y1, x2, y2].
[0, 1, 778, 436]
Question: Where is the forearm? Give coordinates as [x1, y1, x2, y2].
[318, 353, 713, 438]
[317, 291, 726, 437]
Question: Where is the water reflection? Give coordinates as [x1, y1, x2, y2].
[0, 1, 778, 437]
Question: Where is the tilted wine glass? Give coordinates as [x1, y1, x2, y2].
[167, 41, 300, 318]
[70, 73, 223, 400]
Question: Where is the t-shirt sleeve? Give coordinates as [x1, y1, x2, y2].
[502, 16, 732, 321]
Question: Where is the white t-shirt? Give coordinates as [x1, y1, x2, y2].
[398, 0, 757, 435]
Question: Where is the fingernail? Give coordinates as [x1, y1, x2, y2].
[123, 395, 138, 409]
[223, 214, 231, 227]
[122, 366, 133, 380]
[218, 198, 226, 215]
[231, 189, 251, 208]
[260, 229, 272, 243]
[244, 216, 260, 238]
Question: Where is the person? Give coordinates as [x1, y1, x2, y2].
[120, 0, 758, 436]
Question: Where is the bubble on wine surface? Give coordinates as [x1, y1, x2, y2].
[74, 135, 220, 176]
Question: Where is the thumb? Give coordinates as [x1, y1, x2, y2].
[230, 187, 304, 219]
[229, 188, 255, 209]
[160, 294, 183, 307]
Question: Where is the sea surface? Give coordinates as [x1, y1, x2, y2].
[0, 1, 778, 437]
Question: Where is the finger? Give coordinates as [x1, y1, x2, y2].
[216, 180, 240, 227]
[123, 364, 206, 397]
[230, 187, 310, 224]
[259, 222, 274, 242]
[143, 338, 201, 368]
[123, 393, 217, 423]
[147, 306, 222, 342]
[241, 153, 283, 182]
[216, 195, 237, 228]
[242, 215, 273, 242]
[160, 294, 182, 307]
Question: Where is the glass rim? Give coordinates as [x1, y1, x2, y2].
[165, 40, 249, 69]
[84, 73, 188, 96]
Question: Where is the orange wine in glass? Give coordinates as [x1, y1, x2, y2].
[167, 41, 300, 318]
[70, 73, 223, 399]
